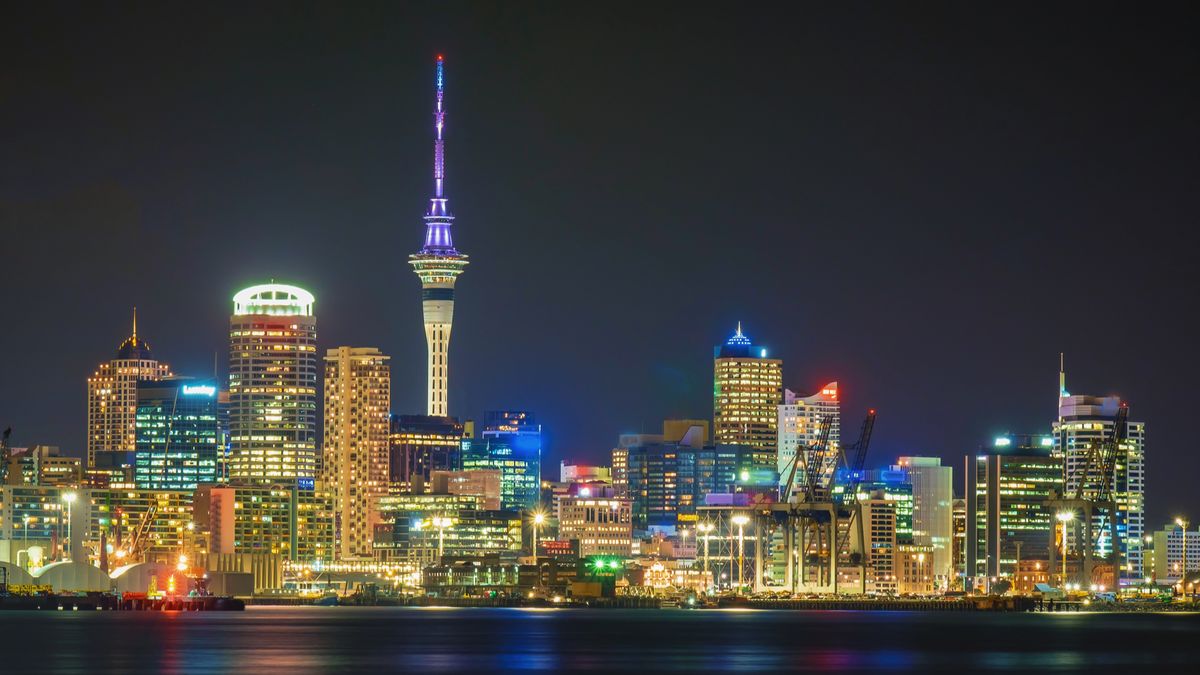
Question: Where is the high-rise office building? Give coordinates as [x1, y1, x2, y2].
[134, 377, 221, 490]
[200, 484, 335, 564]
[1053, 393, 1146, 579]
[227, 284, 318, 484]
[389, 414, 464, 489]
[87, 310, 173, 467]
[778, 383, 840, 491]
[854, 469, 914, 545]
[622, 429, 754, 532]
[966, 434, 1062, 582]
[896, 456, 954, 583]
[322, 347, 391, 560]
[461, 411, 542, 512]
[713, 323, 782, 471]
[860, 490, 898, 595]
[410, 55, 468, 417]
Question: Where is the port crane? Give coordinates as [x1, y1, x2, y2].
[764, 409, 876, 594]
[116, 504, 158, 564]
[1047, 403, 1128, 588]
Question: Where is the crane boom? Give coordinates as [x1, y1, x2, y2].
[850, 410, 876, 474]
[1069, 403, 1128, 502]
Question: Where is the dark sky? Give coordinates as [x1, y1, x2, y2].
[3, 3, 1197, 525]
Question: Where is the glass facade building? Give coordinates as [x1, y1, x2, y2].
[462, 414, 542, 513]
[966, 434, 1062, 581]
[624, 441, 754, 531]
[134, 377, 220, 490]
[389, 415, 464, 489]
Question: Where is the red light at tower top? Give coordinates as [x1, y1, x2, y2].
[437, 54, 444, 62]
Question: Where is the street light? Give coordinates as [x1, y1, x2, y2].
[732, 514, 750, 593]
[1177, 517, 1190, 598]
[21, 515, 31, 564]
[1057, 511, 1074, 588]
[431, 516, 453, 560]
[62, 492, 78, 559]
[698, 522, 715, 593]
[1142, 535, 1155, 584]
[530, 510, 546, 560]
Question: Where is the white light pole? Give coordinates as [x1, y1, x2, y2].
[1143, 534, 1154, 585]
[698, 522, 714, 593]
[531, 511, 546, 560]
[732, 514, 750, 593]
[432, 516, 453, 560]
[62, 492, 78, 560]
[1177, 517, 1190, 598]
[1056, 511, 1074, 588]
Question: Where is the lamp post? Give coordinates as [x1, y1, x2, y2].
[1056, 511, 1074, 588]
[732, 514, 750, 593]
[698, 522, 714, 593]
[62, 492, 78, 560]
[1142, 530, 1152, 583]
[1177, 517, 1190, 599]
[432, 516, 453, 560]
[531, 511, 546, 560]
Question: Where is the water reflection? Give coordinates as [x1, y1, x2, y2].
[2, 606, 1198, 673]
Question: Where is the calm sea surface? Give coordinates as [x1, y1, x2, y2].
[2, 606, 1199, 673]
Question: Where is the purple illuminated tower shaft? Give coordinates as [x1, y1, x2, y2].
[410, 55, 468, 417]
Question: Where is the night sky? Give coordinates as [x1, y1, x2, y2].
[3, 3, 1197, 525]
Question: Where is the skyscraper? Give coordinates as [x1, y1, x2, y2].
[227, 283, 318, 484]
[410, 55, 468, 417]
[323, 347, 391, 560]
[777, 383, 840, 491]
[713, 323, 783, 471]
[87, 309, 173, 468]
[896, 456, 954, 584]
[134, 377, 220, 490]
[966, 434, 1062, 582]
[1053, 393, 1146, 580]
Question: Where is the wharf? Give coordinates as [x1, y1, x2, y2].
[0, 593, 244, 611]
[728, 596, 1037, 612]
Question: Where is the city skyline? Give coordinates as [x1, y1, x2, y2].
[3, 4, 1198, 529]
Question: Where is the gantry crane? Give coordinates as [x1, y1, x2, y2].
[764, 409, 876, 595]
[1048, 403, 1128, 588]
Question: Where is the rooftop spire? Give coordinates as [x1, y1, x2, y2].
[434, 54, 445, 200]
[1059, 352, 1068, 398]
[132, 306, 138, 345]
[726, 321, 751, 347]
[418, 54, 459, 255]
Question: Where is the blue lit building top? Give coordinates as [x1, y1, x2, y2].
[714, 321, 771, 359]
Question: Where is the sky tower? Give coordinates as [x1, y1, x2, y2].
[410, 55, 467, 417]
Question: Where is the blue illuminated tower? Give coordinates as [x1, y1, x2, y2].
[410, 55, 468, 417]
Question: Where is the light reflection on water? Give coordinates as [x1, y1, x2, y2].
[0, 606, 1197, 673]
